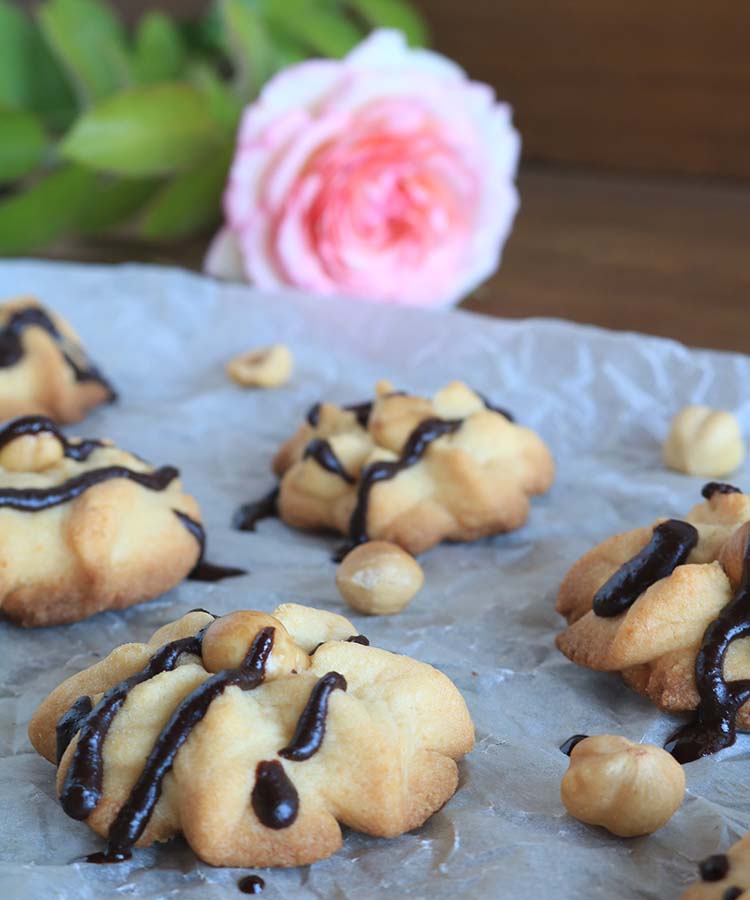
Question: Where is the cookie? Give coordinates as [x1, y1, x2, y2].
[681, 834, 750, 899]
[28, 603, 475, 868]
[0, 296, 115, 423]
[556, 482, 750, 761]
[237, 380, 554, 556]
[0, 415, 207, 627]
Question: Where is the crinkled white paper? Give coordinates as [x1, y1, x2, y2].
[1, 260, 749, 900]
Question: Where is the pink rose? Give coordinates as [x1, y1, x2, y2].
[205, 29, 520, 308]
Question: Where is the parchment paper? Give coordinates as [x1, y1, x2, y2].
[0, 259, 749, 900]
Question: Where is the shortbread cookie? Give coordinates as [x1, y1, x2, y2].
[0, 415, 209, 627]
[681, 834, 750, 899]
[0, 297, 115, 423]
[236, 380, 554, 556]
[556, 482, 750, 761]
[28, 603, 475, 867]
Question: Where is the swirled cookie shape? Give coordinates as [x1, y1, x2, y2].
[0, 415, 207, 626]
[237, 380, 554, 556]
[28, 603, 475, 867]
[0, 297, 115, 423]
[556, 482, 750, 761]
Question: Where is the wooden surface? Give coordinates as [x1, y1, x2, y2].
[414, 0, 750, 179]
[43, 165, 750, 354]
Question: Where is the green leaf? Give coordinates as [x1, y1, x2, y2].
[0, 1, 76, 130]
[266, 0, 364, 57]
[187, 63, 242, 131]
[133, 12, 187, 85]
[140, 145, 233, 239]
[0, 165, 97, 254]
[0, 110, 47, 182]
[60, 83, 224, 177]
[36, 0, 131, 104]
[219, 0, 276, 98]
[349, 0, 428, 45]
[76, 177, 158, 235]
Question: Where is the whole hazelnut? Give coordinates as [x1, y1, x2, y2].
[664, 405, 745, 477]
[336, 541, 424, 615]
[202, 611, 310, 679]
[561, 734, 685, 837]
[226, 344, 293, 388]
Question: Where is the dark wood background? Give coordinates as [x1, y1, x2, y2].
[26, 0, 750, 352]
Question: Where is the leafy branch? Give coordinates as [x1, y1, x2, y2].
[0, 0, 427, 255]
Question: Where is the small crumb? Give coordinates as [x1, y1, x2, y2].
[226, 344, 293, 388]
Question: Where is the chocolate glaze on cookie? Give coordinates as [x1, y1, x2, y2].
[303, 439, 355, 484]
[592, 519, 699, 618]
[702, 482, 742, 500]
[239, 875, 265, 894]
[699, 854, 730, 882]
[333, 417, 462, 560]
[0, 415, 104, 461]
[61, 632, 206, 821]
[233, 487, 280, 532]
[96, 628, 275, 862]
[279, 672, 347, 761]
[56, 696, 93, 765]
[0, 306, 116, 399]
[667, 538, 750, 763]
[252, 759, 300, 830]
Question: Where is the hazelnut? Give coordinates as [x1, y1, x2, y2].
[561, 734, 685, 837]
[202, 611, 310, 679]
[226, 344, 293, 388]
[0, 431, 64, 472]
[664, 405, 745, 477]
[336, 541, 424, 615]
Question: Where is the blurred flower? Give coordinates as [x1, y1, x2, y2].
[205, 29, 520, 308]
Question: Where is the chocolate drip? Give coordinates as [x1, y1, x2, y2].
[233, 487, 279, 532]
[0, 306, 116, 399]
[239, 875, 265, 894]
[100, 629, 275, 861]
[251, 760, 299, 830]
[0, 464, 179, 512]
[559, 734, 588, 756]
[702, 482, 742, 500]
[303, 438, 354, 484]
[61, 633, 204, 821]
[279, 672, 347, 761]
[699, 854, 730, 882]
[666, 539, 750, 763]
[342, 417, 462, 556]
[346, 634, 369, 646]
[722, 888, 743, 900]
[592, 519, 699, 618]
[475, 392, 515, 422]
[174, 511, 247, 583]
[0, 415, 105, 460]
[306, 392, 408, 430]
[56, 696, 93, 764]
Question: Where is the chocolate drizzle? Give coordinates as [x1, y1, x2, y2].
[702, 482, 742, 500]
[475, 392, 515, 422]
[233, 487, 279, 532]
[174, 511, 247, 582]
[0, 415, 104, 461]
[98, 628, 275, 862]
[56, 696, 93, 764]
[592, 519, 699, 618]
[61, 632, 205, 821]
[303, 438, 354, 483]
[306, 398, 381, 430]
[666, 538, 750, 763]
[559, 734, 588, 756]
[239, 875, 265, 894]
[699, 854, 730, 882]
[0, 306, 116, 399]
[0, 464, 180, 512]
[340, 417, 462, 558]
[279, 672, 347, 761]
[251, 760, 299, 830]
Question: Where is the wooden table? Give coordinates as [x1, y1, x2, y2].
[43, 164, 750, 354]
